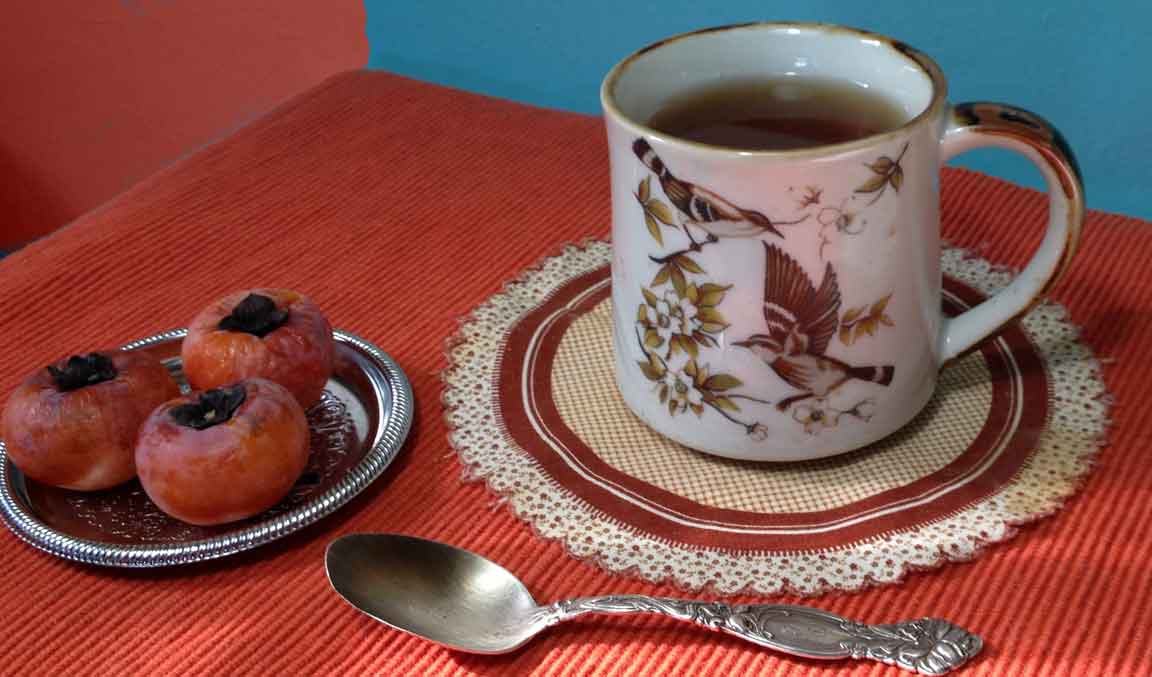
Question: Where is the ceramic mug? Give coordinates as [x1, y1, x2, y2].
[601, 23, 1083, 461]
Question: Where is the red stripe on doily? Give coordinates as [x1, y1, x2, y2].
[498, 263, 1049, 551]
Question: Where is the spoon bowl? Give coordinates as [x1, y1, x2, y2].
[326, 533, 983, 674]
[326, 533, 545, 653]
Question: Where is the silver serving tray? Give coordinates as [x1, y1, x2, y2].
[0, 328, 413, 568]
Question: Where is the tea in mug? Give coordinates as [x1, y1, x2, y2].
[647, 77, 909, 151]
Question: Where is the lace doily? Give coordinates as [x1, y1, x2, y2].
[442, 241, 1108, 595]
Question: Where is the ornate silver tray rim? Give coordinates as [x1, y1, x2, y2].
[0, 328, 413, 568]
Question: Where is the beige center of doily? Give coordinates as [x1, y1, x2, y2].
[552, 299, 994, 514]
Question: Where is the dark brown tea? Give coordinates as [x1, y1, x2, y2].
[647, 77, 908, 151]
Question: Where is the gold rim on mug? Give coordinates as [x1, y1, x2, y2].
[600, 22, 949, 158]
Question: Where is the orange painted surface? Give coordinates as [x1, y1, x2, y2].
[0, 1, 367, 248]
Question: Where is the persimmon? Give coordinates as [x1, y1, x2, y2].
[135, 379, 309, 526]
[182, 289, 334, 408]
[2, 352, 179, 490]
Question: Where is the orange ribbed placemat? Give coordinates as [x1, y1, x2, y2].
[0, 71, 1147, 676]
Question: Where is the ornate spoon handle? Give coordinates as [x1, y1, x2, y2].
[539, 596, 982, 675]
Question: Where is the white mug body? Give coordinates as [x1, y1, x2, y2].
[602, 24, 1083, 461]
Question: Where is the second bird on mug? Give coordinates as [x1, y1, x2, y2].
[734, 243, 895, 411]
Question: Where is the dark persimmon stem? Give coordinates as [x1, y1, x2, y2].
[47, 353, 117, 391]
[218, 294, 288, 337]
[170, 385, 247, 430]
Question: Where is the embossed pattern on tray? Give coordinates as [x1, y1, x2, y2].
[59, 391, 356, 543]
[0, 328, 413, 567]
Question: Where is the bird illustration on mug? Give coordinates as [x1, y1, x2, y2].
[734, 243, 895, 412]
[632, 139, 806, 247]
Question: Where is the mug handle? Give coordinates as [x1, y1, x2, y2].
[937, 102, 1085, 363]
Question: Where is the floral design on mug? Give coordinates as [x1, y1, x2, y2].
[637, 284, 729, 359]
[633, 249, 772, 434]
[815, 198, 864, 259]
[793, 186, 823, 210]
[838, 294, 894, 346]
[817, 199, 863, 234]
[807, 142, 910, 258]
[634, 176, 677, 246]
[634, 345, 762, 421]
[648, 251, 707, 299]
[855, 141, 909, 205]
[632, 137, 899, 438]
[792, 399, 877, 436]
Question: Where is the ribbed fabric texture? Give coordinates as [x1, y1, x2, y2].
[0, 71, 1147, 675]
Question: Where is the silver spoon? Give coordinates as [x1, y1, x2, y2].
[325, 533, 982, 675]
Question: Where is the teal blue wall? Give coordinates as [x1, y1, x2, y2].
[365, 2, 1149, 219]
